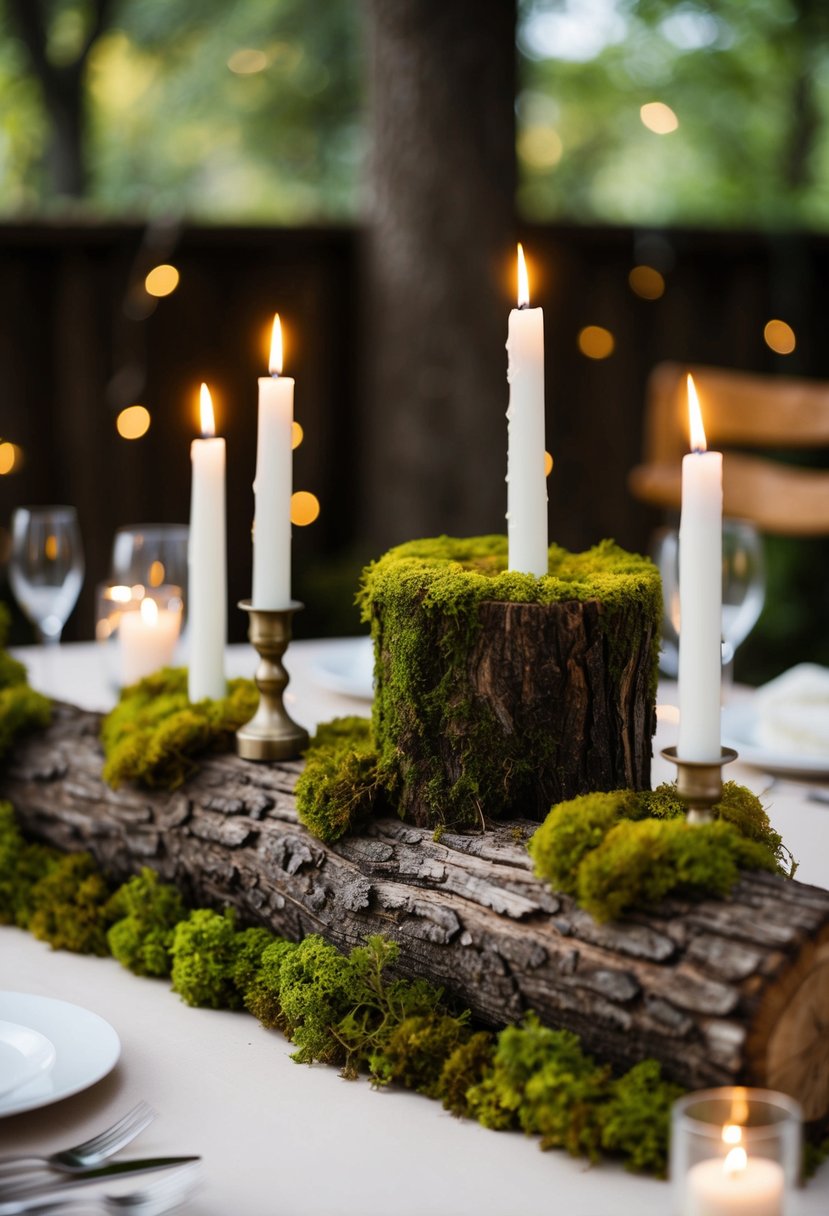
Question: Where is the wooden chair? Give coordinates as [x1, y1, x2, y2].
[628, 362, 829, 535]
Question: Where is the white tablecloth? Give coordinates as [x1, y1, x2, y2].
[2, 641, 828, 1215]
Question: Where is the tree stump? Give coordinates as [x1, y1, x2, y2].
[361, 535, 661, 828]
[5, 701, 829, 1123]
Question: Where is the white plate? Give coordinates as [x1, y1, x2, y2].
[0, 993, 120, 1117]
[0, 1020, 56, 1099]
[722, 703, 829, 778]
[311, 638, 374, 701]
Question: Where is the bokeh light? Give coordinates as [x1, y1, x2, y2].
[291, 491, 320, 526]
[544, 451, 554, 476]
[640, 102, 679, 134]
[292, 421, 304, 450]
[0, 442, 20, 475]
[117, 404, 151, 439]
[577, 326, 615, 359]
[228, 48, 269, 75]
[763, 319, 796, 355]
[628, 265, 665, 300]
[144, 264, 180, 298]
[518, 126, 563, 169]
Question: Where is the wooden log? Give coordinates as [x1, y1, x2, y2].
[5, 701, 829, 1122]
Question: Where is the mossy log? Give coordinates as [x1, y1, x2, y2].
[360, 536, 661, 828]
[5, 701, 829, 1122]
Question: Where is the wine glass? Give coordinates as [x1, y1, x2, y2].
[9, 506, 84, 644]
[651, 520, 766, 685]
[110, 524, 188, 610]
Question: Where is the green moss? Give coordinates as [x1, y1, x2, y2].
[100, 668, 258, 790]
[358, 535, 661, 830]
[531, 782, 791, 922]
[438, 1031, 496, 1118]
[369, 1013, 470, 1098]
[28, 853, 115, 955]
[599, 1059, 684, 1176]
[170, 908, 244, 1009]
[106, 869, 187, 977]
[242, 939, 299, 1029]
[294, 716, 392, 843]
[0, 802, 61, 928]
[0, 606, 51, 761]
[277, 933, 365, 1066]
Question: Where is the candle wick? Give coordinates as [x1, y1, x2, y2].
[271, 371, 280, 380]
[518, 302, 529, 311]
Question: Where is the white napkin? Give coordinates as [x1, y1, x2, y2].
[754, 663, 829, 757]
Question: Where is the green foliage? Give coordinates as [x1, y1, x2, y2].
[106, 868, 187, 977]
[277, 933, 365, 1066]
[530, 781, 791, 922]
[0, 605, 51, 761]
[358, 535, 660, 830]
[0, 801, 60, 928]
[100, 667, 258, 789]
[242, 938, 299, 1029]
[28, 853, 115, 955]
[170, 908, 245, 1009]
[295, 716, 392, 843]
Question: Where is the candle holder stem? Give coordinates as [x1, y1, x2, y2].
[236, 599, 309, 762]
[660, 746, 738, 823]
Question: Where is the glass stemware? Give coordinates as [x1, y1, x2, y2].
[652, 519, 766, 684]
[9, 506, 84, 644]
[110, 524, 188, 613]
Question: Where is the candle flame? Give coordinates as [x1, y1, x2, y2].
[199, 383, 216, 437]
[722, 1124, 742, 1146]
[687, 373, 707, 452]
[517, 243, 530, 308]
[140, 596, 158, 626]
[269, 313, 283, 376]
[723, 1146, 747, 1178]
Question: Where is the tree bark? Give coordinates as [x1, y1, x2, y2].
[5, 701, 829, 1122]
[361, 0, 518, 549]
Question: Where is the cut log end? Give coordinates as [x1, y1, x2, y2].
[757, 936, 829, 1121]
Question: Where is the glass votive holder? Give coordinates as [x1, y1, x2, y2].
[671, 1087, 802, 1216]
[95, 582, 183, 688]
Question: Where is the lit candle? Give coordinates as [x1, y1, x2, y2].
[506, 243, 548, 576]
[188, 383, 227, 701]
[677, 374, 722, 761]
[252, 314, 293, 608]
[119, 594, 181, 686]
[684, 1146, 784, 1216]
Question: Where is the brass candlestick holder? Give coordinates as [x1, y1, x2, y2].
[660, 745, 739, 823]
[236, 599, 309, 762]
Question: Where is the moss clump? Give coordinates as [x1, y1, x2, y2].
[294, 716, 393, 843]
[100, 667, 258, 790]
[358, 535, 661, 830]
[242, 939, 299, 1029]
[106, 869, 187, 977]
[0, 605, 51, 762]
[599, 1059, 684, 1175]
[28, 853, 115, 955]
[438, 1031, 496, 1117]
[529, 782, 792, 922]
[0, 802, 61, 928]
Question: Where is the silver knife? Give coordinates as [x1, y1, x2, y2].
[0, 1156, 200, 1207]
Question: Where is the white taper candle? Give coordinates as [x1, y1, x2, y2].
[677, 374, 723, 761]
[188, 383, 227, 701]
[252, 314, 293, 609]
[506, 243, 548, 576]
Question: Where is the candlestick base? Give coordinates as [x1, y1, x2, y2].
[236, 599, 309, 762]
[660, 746, 739, 823]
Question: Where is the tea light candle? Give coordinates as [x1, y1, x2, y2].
[506, 243, 548, 577]
[684, 1147, 784, 1216]
[119, 594, 181, 686]
[188, 383, 227, 701]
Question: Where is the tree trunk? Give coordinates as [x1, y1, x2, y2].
[361, 0, 518, 549]
[5, 701, 829, 1122]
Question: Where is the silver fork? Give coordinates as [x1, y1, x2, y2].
[0, 1105, 156, 1176]
[0, 1163, 200, 1216]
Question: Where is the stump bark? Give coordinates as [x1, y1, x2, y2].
[5, 702, 829, 1122]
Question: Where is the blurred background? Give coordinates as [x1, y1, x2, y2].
[0, 0, 827, 682]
